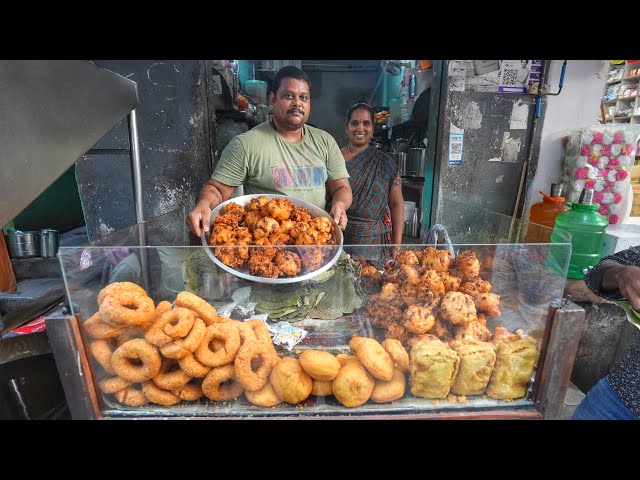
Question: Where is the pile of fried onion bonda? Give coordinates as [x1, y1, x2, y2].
[85, 274, 538, 410]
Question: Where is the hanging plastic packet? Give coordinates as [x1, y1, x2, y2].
[217, 286, 257, 318]
[269, 321, 308, 350]
[420, 223, 457, 258]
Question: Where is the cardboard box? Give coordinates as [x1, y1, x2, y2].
[602, 223, 640, 257]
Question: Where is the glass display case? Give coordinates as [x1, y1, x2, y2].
[47, 203, 584, 419]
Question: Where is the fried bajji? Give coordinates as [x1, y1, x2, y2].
[295, 229, 321, 246]
[290, 205, 312, 223]
[250, 237, 279, 260]
[222, 201, 246, 223]
[449, 338, 496, 396]
[279, 219, 297, 235]
[378, 282, 405, 309]
[419, 247, 451, 272]
[361, 264, 384, 286]
[252, 216, 280, 240]
[310, 216, 333, 234]
[261, 198, 294, 221]
[395, 249, 420, 266]
[245, 195, 270, 212]
[439, 291, 477, 326]
[454, 317, 493, 343]
[486, 332, 538, 400]
[439, 272, 462, 292]
[418, 269, 445, 297]
[474, 292, 501, 316]
[210, 225, 236, 245]
[458, 277, 491, 297]
[403, 304, 436, 335]
[451, 250, 480, 281]
[274, 251, 302, 277]
[399, 282, 437, 307]
[409, 336, 460, 399]
[214, 246, 247, 269]
[213, 213, 240, 229]
[234, 227, 253, 245]
[301, 247, 325, 272]
[268, 232, 292, 245]
[248, 255, 282, 278]
[365, 303, 404, 329]
[244, 211, 262, 230]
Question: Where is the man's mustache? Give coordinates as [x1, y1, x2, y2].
[287, 108, 304, 115]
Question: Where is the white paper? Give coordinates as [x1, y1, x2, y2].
[509, 100, 530, 130]
[449, 60, 467, 92]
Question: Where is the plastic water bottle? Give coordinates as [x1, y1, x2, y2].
[550, 188, 609, 279]
[525, 183, 570, 243]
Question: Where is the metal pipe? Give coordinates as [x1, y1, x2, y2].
[127, 109, 149, 291]
[128, 109, 144, 224]
[509, 60, 550, 241]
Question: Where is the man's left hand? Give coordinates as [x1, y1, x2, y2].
[330, 203, 348, 230]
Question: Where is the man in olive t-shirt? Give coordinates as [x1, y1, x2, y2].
[187, 66, 352, 237]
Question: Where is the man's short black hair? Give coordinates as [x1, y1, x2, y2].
[271, 66, 310, 94]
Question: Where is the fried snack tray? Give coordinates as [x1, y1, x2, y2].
[201, 194, 343, 284]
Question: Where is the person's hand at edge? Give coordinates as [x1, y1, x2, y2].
[329, 202, 348, 230]
[186, 200, 212, 237]
[603, 265, 640, 310]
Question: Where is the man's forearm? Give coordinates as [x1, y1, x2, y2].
[197, 182, 223, 209]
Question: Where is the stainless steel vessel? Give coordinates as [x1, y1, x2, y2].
[399, 148, 427, 177]
[40, 229, 60, 258]
[201, 194, 343, 284]
[6, 230, 41, 258]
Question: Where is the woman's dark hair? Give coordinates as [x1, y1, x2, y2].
[271, 66, 310, 94]
[346, 102, 375, 125]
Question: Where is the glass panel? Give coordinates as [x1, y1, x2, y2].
[58, 228, 570, 417]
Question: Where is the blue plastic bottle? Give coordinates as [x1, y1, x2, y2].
[550, 189, 608, 279]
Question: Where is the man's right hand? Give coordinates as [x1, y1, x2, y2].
[187, 201, 212, 237]
[603, 265, 640, 310]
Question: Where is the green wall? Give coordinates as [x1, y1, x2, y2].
[8, 164, 85, 233]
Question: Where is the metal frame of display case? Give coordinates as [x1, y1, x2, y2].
[45, 299, 585, 420]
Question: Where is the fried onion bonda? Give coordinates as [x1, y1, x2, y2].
[210, 225, 235, 245]
[215, 246, 247, 269]
[244, 211, 262, 230]
[253, 216, 280, 240]
[245, 195, 270, 212]
[275, 251, 302, 276]
[222, 202, 246, 223]
[403, 304, 437, 335]
[261, 198, 294, 221]
[419, 247, 451, 272]
[395, 249, 420, 266]
[459, 277, 491, 297]
[250, 238, 279, 260]
[310, 216, 333, 234]
[290, 205, 312, 223]
[213, 213, 240, 229]
[248, 255, 282, 278]
[474, 292, 501, 316]
[279, 219, 297, 235]
[439, 291, 477, 326]
[451, 250, 480, 281]
[301, 247, 325, 272]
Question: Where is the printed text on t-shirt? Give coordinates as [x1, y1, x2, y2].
[273, 166, 326, 190]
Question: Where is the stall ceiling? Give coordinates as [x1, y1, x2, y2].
[0, 61, 138, 227]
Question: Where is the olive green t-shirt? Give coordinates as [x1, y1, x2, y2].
[212, 121, 349, 210]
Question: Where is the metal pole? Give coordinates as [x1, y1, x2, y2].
[128, 109, 144, 224]
[127, 109, 149, 291]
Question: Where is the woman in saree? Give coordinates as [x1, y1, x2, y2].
[340, 103, 404, 267]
